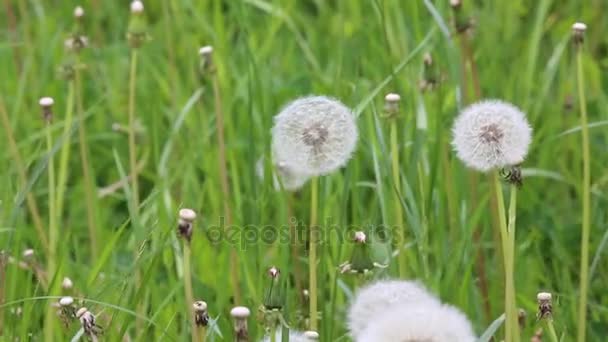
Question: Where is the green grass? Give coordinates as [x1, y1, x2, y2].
[1, 0, 607, 341]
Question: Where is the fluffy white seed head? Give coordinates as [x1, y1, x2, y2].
[537, 292, 552, 302]
[255, 156, 309, 191]
[358, 302, 477, 342]
[39, 97, 54, 107]
[347, 279, 441, 339]
[130, 0, 144, 13]
[452, 99, 532, 172]
[199, 46, 213, 56]
[271, 96, 358, 176]
[59, 296, 74, 307]
[74, 6, 84, 18]
[230, 306, 250, 319]
[62, 277, 73, 290]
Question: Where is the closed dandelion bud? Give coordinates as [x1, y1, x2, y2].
[64, 6, 88, 54]
[420, 52, 439, 92]
[62, 277, 73, 290]
[450, 0, 471, 34]
[383, 93, 400, 119]
[518, 308, 527, 328]
[347, 279, 441, 339]
[230, 306, 250, 342]
[271, 96, 358, 177]
[193, 300, 209, 327]
[127, 1, 148, 48]
[39, 97, 54, 122]
[452, 100, 532, 172]
[358, 302, 477, 342]
[76, 307, 101, 339]
[263, 266, 284, 310]
[177, 208, 197, 242]
[74, 6, 84, 18]
[537, 292, 553, 320]
[339, 231, 384, 274]
[198, 46, 215, 77]
[572, 22, 587, 45]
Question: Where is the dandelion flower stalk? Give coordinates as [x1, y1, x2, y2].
[55, 80, 75, 225]
[573, 22, 590, 342]
[194, 301, 209, 342]
[177, 209, 199, 342]
[308, 176, 319, 330]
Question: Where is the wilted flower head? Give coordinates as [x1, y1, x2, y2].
[452, 100, 532, 172]
[76, 307, 101, 339]
[177, 208, 196, 242]
[255, 156, 309, 191]
[271, 96, 358, 176]
[230, 306, 250, 342]
[347, 279, 440, 338]
[572, 22, 587, 44]
[193, 300, 209, 327]
[537, 292, 553, 320]
[357, 302, 476, 342]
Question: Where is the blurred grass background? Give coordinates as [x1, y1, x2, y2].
[1, 0, 607, 340]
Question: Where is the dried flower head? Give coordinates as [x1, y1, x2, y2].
[271, 96, 358, 176]
[256, 156, 309, 191]
[347, 279, 441, 339]
[39, 97, 55, 122]
[572, 22, 587, 44]
[537, 292, 553, 319]
[62, 277, 74, 290]
[357, 302, 477, 342]
[177, 208, 196, 242]
[198, 45, 215, 75]
[384, 93, 401, 118]
[58, 297, 76, 327]
[452, 100, 532, 172]
[230, 306, 250, 342]
[193, 300, 209, 327]
[76, 307, 101, 339]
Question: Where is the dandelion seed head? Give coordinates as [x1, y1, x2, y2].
[230, 306, 250, 319]
[347, 279, 441, 339]
[130, 0, 144, 14]
[74, 6, 84, 18]
[452, 100, 532, 172]
[62, 277, 73, 290]
[271, 96, 358, 176]
[358, 303, 477, 342]
[537, 292, 552, 302]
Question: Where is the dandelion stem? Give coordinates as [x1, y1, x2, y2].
[44, 115, 57, 342]
[183, 241, 199, 342]
[128, 49, 140, 209]
[56, 81, 75, 227]
[576, 38, 591, 342]
[76, 62, 99, 260]
[270, 324, 277, 342]
[211, 69, 241, 304]
[506, 184, 520, 342]
[309, 176, 319, 330]
[546, 319, 559, 342]
[0, 97, 48, 251]
[390, 119, 406, 277]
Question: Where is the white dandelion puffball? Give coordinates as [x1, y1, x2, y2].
[255, 156, 309, 191]
[452, 99, 532, 172]
[271, 96, 358, 176]
[357, 303, 477, 342]
[347, 279, 441, 339]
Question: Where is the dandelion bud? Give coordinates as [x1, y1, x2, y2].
[271, 96, 358, 177]
[339, 231, 383, 274]
[384, 93, 400, 118]
[74, 6, 84, 18]
[230, 306, 250, 342]
[572, 22, 587, 45]
[193, 300, 209, 327]
[177, 208, 196, 242]
[62, 277, 74, 290]
[518, 308, 527, 328]
[263, 266, 284, 310]
[39, 97, 54, 122]
[450, 0, 462, 9]
[420, 52, 439, 92]
[537, 292, 553, 319]
[127, 1, 148, 48]
[76, 307, 100, 338]
[59, 296, 74, 307]
[347, 280, 441, 339]
[452, 100, 532, 172]
[198, 45, 215, 76]
[450, 0, 471, 34]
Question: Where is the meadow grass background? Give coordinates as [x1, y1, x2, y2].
[1, 0, 607, 340]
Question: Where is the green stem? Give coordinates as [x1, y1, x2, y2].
[128, 49, 140, 208]
[576, 42, 590, 342]
[546, 319, 560, 342]
[183, 241, 199, 342]
[270, 324, 277, 342]
[56, 81, 75, 223]
[390, 119, 406, 277]
[309, 176, 319, 330]
[507, 184, 520, 342]
[44, 120, 57, 342]
[76, 64, 99, 259]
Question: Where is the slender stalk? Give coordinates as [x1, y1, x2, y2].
[546, 319, 559, 342]
[128, 49, 140, 208]
[506, 184, 520, 342]
[56, 81, 75, 221]
[390, 119, 406, 277]
[183, 241, 200, 342]
[576, 39, 591, 342]
[309, 176, 319, 330]
[74, 62, 99, 260]
[44, 118, 57, 342]
[211, 71, 241, 304]
[270, 324, 277, 342]
[0, 97, 48, 251]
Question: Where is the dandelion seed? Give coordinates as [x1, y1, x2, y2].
[357, 302, 477, 342]
[347, 279, 441, 339]
[193, 300, 209, 327]
[271, 96, 358, 176]
[452, 99, 532, 172]
[230, 306, 250, 342]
